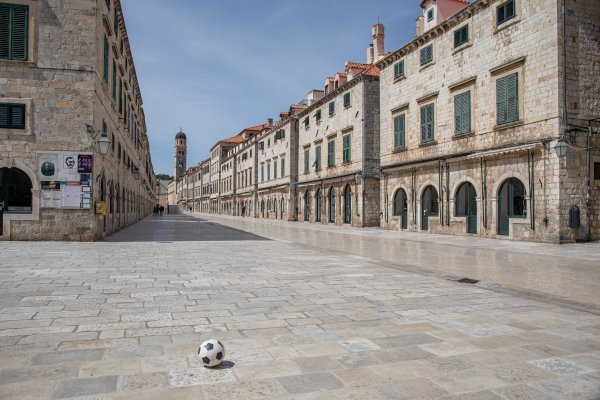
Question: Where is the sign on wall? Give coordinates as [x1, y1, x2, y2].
[38, 152, 93, 210]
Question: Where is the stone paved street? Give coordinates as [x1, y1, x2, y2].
[0, 214, 599, 399]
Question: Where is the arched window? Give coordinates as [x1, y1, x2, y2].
[315, 189, 322, 222]
[393, 188, 408, 229]
[421, 185, 438, 231]
[498, 178, 526, 235]
[328, 187, 336, 223]
[343, 184, 352, 224]
[0, 168, 32, 213]
[304, 190, 310, 222]
[456, 182, 477, 234]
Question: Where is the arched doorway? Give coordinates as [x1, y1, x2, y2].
[0, 168, 32, 213]
[393, 188, 408, 230]
[315, 189, 322, 222]
[304, 190, 310, 222]
[343, 184, 352, 224]
[421, 185, 438, 231]
[456, 182, 477, 234]
[328, 187, 336, 223]
[498, 178, 526, 235]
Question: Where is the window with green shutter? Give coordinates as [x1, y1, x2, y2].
[281, 157, 285, 177]
[328, 101, 335, 115]
[112, 60, 117, 100]
[304, 149, 309, 173]
[394, 60, 404, 79]
[393, 114, 405, 149]
[327, 140, 335, 167]
[315, 109, 321, 123]
[496, 73, 519, 125]
[0, 3, 28, 61]
[497, 0, 516, 25]
[420, 45, 433, 66]
[454, 91, 471, 135]
[103, 36, 109, 82]
[0, 103, 25, 129]
[454, 25, 469, 48]
[315, 145, 321, 170]
[118, 78, 123, 114]
[342, 134, 351, 163]
[420, 104, 435, 143]
[343, 92, 351, 108]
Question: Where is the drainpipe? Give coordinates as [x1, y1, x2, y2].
[586, 125, 592, 242]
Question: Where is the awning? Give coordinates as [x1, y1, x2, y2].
[466, 143, 539, 159]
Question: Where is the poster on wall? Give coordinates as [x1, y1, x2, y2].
[59, 154, 80, 181]
[78, 155, 93, 173]
[41, 190, 61, 209]
[60, 182, 82, 209]
[38, 154, 59, 181]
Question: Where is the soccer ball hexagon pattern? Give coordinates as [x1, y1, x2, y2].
[198, 339, 225, 368]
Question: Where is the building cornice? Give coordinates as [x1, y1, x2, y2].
[377, 0, 492, 70]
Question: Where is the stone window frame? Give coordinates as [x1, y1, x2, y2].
[0, 97, 32, 136]
[494, 0, 521, 35]
[0, 0, 38, 65]
[452, 21, 473, 54]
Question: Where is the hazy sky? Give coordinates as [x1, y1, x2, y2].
[120, 1, 423, 175]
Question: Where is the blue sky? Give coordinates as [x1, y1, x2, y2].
[120, 1, 423, 175]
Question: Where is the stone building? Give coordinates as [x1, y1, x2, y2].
[378, 0, 599, 242]
[256, 113, 300, 221]
[174, 130, 187, 182]
[294, 26, 383, 227]
[0, 0, 157, 240]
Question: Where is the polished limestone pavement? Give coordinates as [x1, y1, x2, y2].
[0, 214, 598, 399]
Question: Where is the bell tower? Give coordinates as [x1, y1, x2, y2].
[174, 129, 187, 181]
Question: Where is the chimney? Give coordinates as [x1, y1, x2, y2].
[307, 90, 324, 106]
[416, 15, 424, 36]
[372, 23, 385, 61]
[267, 118, 273, 126]
[367, 44, 374, 64]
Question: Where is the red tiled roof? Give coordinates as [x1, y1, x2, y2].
[420, 0, 470, 7]
[345, 61, 371, 70]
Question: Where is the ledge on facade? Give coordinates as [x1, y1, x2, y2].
[493, 120, 524, 132]
[448, 76, 477, 92]
[490, 56, 526, 76]
[452, 131, 475, 140]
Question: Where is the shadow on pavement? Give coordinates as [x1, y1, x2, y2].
[103, 214, 269, 242]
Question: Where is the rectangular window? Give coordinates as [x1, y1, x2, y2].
[454, 91, 471, 135]
[304, 149, 309, 173]
[343, 92, 351, 107]
[267, 162, 271, 180]
[427, 8, 434, 21]
[496, 72, 519, 125]
[315, 109, 321, 123]
[113, 7, 119, 36]
[394, 60, 404, 79]
[0, 103, 25, 129]
[594, 162, 600, 181]
[420, 103, 435, 143]
[342, 134, 351, 163]
[261, 165, 264, 182]
[274, 161, 278, 179]
[497, 0, 516, 25]
[420, 45, 433, 66]
[103, 35, 109, 82]
[327, 140, 335, 167]
[0, 3, 28, 61]
[454, 25, 469, 48]
[118, 78, 123, 113]
[315, 145, 322, 170]
[304, 116, 309, 129]
[393, 114, 405, 149]
[329, 101, 335, 115]
[281, 158, 285, 177]
[112, 60, 117, 100]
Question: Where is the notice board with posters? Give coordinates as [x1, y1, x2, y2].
[38, 152, 93, 210]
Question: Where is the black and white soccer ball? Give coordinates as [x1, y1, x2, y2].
[198, 339, 225, 368]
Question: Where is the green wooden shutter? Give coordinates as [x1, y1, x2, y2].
[103, 36, 109, 82]
[329, 101, 334, 115]
[421, 104, 434, 142]
[316, 146, 321, 169]
[10, 5, 27, 61]
[506, 73, 519, 123]
[112, 61, 117, 99]
[0, 5, 9, 59]
[0, 103, 8, 128]
[281, 158, 285, 176]
[496, 76, 507, 125]
[394, 115, 405, 148]
[455, 92, 471, 134]
[328, 140, 335, 167]
[343, 135, 351, 163]
[10, 104, 25, 128]
[118, 78, 123, 113]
